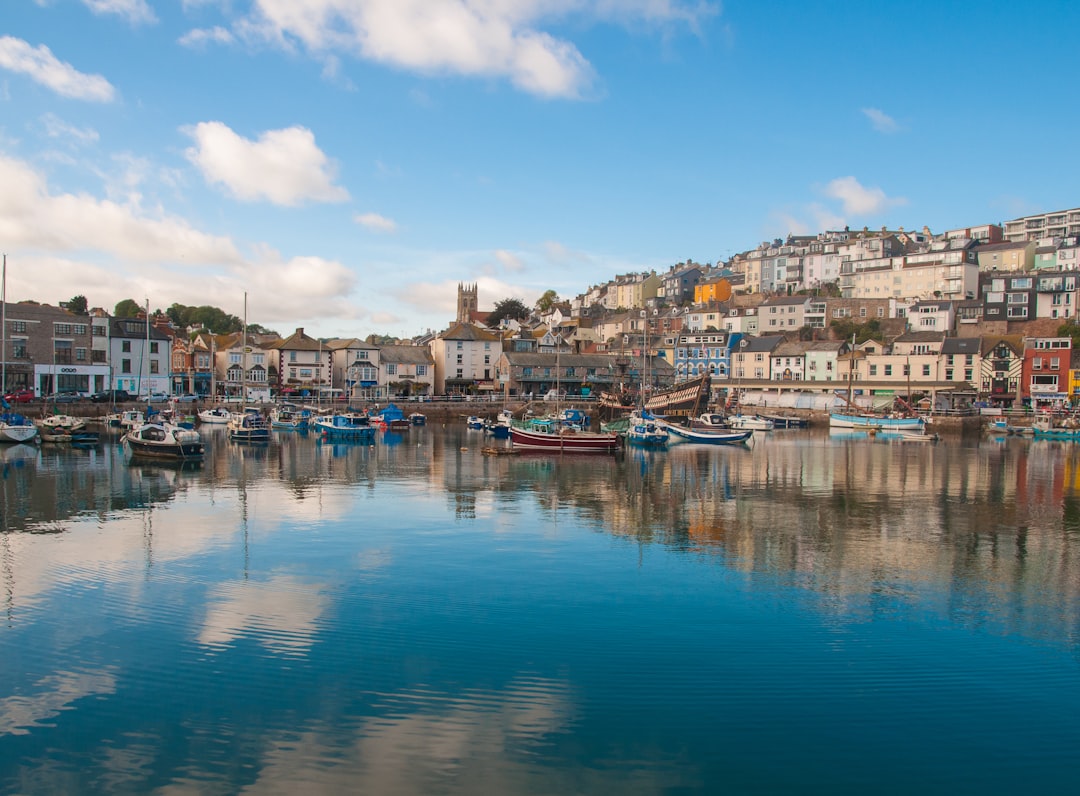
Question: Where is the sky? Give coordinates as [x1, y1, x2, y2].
[2, 1, 1079, 339]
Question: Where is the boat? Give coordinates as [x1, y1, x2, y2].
[123, 421, 205, 460]
[986, 418, 1009, 435]
[483, 415, 512, 439]
[691, 412, 731, 430]
[510, 423, 621, 453]
[409, 411, 427, 426]
[314, 412, 376, 441]
[599, 373, 711, 422]
[757, 412, 808, 429]
[465, 415, 485, 429]
[898, 430, 940, 443]
[662, 422, 752, 445]
[270, 403, 311, 430]
[0, 407, 39, 444]
[1031, 415, 1080, 440]
[557, 407, 589, 429]
[829, 412, 925, 431]
[197, 406, 232, 424]
[373, 402, 410, 431]
[227, 407, 271, 442]
[626, 410, 669, 447]
[727, 414, 774, 431]
[36, 414, 87, 433]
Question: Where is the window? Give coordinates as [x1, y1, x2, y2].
[10, 321, 26, 333]
[1050, 358, 1061, 369]
[869, 364, 878, 376]
[358, 351, 368, 360]
[386, 364, 397, 375]
[122, 341, 131, 353]
[456, 342, 463, 350]
[54, 323, 73, 335]
[289, 351, 297, 362]
[417, 365, 427, 376]
[922, 364, 930, 377]
[884, 365, 893, 376]
[1033, 358, 1042, 370]
[76, 348, 87, 362]
[150, 361, 159, 374]
[150, 342, 159, 354]
[121, 359, 132, 374]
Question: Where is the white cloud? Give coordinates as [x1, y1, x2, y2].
[861, 107, 899, 134]
[0, 154, 241, 263]
[40, 112, 100, 145]
[0, 36, 116, 102]
[81, 0, 157, 25]
[183, 121, 350, 206]
[225, 0, 716, 99]
[355, 212, 397, 232]
[495, 249, 524, 271]
[823, 176, 906, 216]
[178, 26, 236, 48]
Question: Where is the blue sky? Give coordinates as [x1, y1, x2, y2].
[2, 1, 1078, 339]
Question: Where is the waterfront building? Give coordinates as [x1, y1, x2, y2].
[378, 344, 435, 400]
[107, 314, 169, 398]
[0, 301, 110, 396]
[269, 327, 326, 398]
[1022, 336, 1072, 410]
[672, 329, 741, 382]
[979, 335, 1024, 408]
[324, 338, 380, 402]
[802, 340, 845, 382]
[431, 322, 502, 395]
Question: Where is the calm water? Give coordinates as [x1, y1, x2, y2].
[0, 424, 1077, 794]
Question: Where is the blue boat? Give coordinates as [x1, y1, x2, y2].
[314, 413, 376, 441]
[626, 411, 669, 448]
[829, 412, 924, 431]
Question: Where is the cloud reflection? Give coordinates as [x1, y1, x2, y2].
[197, 575, 328, 655]
[0, 667, 117, 736]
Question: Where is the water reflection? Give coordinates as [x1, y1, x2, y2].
[0, 427, 1077, 792]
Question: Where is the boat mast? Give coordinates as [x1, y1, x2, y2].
[241, 291, 247, 404]
[1, 254, 6, 395]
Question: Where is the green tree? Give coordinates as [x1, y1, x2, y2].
[62, 295, 89, 315]
[1057, 321, 1080, 349]
[486, 297, 530, 327]
[830, 318, 882, 344]
[114, 298, 144, 318]
[535, 289, 559, 314]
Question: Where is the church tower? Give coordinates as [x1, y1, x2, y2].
[457, 283, 478, 324]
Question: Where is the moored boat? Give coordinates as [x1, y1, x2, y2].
[829, 412, 924, 431]
[270, 402, 311, 430]
[314, 412, 376, 441]
[661, 422, 752, 446]
[197, 406, 232, 425]
[727, 414, 775, 431]
[227, 407, 271, 442]
[0, 410, 39, 444]
[124, 421, 205, 460]
[626, 410, 669, 448]
[509, 424, 621, 453]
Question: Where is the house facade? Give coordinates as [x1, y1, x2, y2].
[430, 322, 502, 395]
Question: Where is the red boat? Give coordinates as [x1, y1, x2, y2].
[509, 424, 621, 454]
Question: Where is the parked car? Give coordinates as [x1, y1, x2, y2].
[172, 393, 199, 403]
[3, 388, 36, 403]
[90, 389, 133, 403]
[142, 392, 169, 403]
[44, 390, 81, 404]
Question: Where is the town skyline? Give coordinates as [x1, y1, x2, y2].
[4, 2, 1079, 339]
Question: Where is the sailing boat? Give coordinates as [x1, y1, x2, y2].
[509, 336, 621, 453]
[227, 293, 270, 442]
[829, 336, 923, 431]
[626, 330, 669, 447]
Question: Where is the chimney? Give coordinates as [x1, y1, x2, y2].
[296, 327, 304, 337]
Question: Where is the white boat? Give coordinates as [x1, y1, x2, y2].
[36, 414, 87, 433]
[898, 430, 940, 443]
[227, 407, 271, 442]
[198, 406, 232, 424]
[727, 414, 774, 431]
[626, 410, 669, 447]
[661, 422, 752, 446]
[124, 421, 205, 460]
[0, 410, 39, 444]
[691, 412, 732, 430]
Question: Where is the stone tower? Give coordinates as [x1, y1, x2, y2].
[457, 283, 478, 323]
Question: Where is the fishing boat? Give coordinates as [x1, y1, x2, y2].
[227, 407, 271, 442]
[1031, 415, 1080, 440]
[626, 410, 669, 447]
[270, 402, 311, 430]
[124, 421, 205, 460]
[509, 423, 621, 453]
[197, 406, 232, 424]
[465, 415, 485, 429]
[373, 402, 410, 431]
[36, 414, 87, 434]
[829, 412, 925, 431]
[314, 412, 376, 441]
[409, 411, 426, 426]
[662, 421, 752, 445]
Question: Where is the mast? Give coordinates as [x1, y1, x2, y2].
[241, 291, 248, 403]
[1, 254, 6, 394]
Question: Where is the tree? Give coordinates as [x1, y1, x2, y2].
[1057, 321, 1080, 349]
[62, 295, 88, 315]
[114, 298, 144, 318]
[486, 298, 530, 328]
[830, 318, 882, 344]
[535, 289, 559, 314]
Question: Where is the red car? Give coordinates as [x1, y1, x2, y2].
[3, 388, 35, 403]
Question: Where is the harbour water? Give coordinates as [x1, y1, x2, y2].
[0, 425, 1077, 794]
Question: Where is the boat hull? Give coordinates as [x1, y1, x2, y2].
[0, 422, 39, 444]
[664, 424, 752, 445]
[829, 413, 924, 430]
[510, 426, 620, 453]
